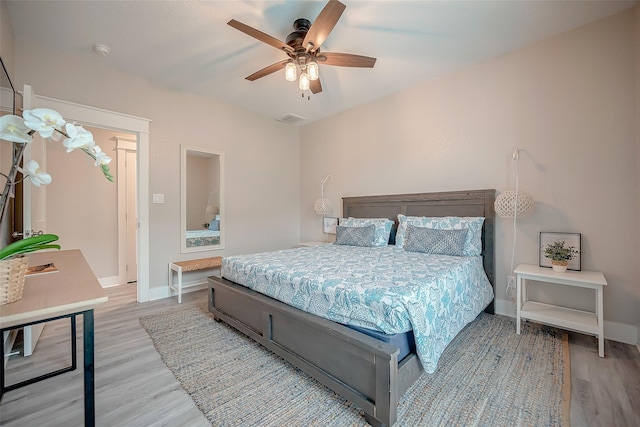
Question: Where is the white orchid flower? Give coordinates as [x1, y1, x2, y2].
[91, 145, 112, 166]
[22, 108, 66, 139]
[0, 115, 32, 143]
[17, 159, 52, 187]
[63, 123, 95, 152]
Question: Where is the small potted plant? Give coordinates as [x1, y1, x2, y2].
[543, 240, 579, 272]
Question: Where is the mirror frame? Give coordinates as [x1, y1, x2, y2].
[0, 56, 16, 115]
[180, 144, 225, 253]
[0, 56, 16, 248]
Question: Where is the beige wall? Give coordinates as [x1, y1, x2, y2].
[636, 5, 640, 334]
[13, 38, 301, 293]
[0, 0, 15, 247]
[45, 126, 121, 279]
[300, 9, 639, 340]
[0, 0, 14, 77]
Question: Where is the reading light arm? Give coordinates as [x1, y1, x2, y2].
[320, 174, 332, 201]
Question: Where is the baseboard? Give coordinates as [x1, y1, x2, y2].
[99, 275, 121, 288]
[602, 321, 638, 346]
[148, 280, 208, 302]
[495, 298, 516, 318]
[495, 298, 638, 346]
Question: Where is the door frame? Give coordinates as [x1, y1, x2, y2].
[29, 87, 152, 302]
[115, 136, 137, 285]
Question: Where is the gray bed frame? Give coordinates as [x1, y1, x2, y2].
[208, 189, 495, 427]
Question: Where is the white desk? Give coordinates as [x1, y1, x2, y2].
[0, 250, 108, 426]
[515, 263, 606, 357]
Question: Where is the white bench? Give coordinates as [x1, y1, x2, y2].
[168, 256, 222, 303]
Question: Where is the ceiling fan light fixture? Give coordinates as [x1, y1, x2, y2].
[308, 59, 319, 81]
[299, 72, 310, 91]
[285, 60, 297, 81]
[228, 0, 376, 96]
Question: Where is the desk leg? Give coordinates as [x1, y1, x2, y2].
[168, 263, 174, 296]
[0, 340, 5, 400]
[516, 275, 521, 334]
[83, 310, 96, 427]
[71, 315, 77, 370]
[1, 316, 77, 399]
[597, 286, 604, 358]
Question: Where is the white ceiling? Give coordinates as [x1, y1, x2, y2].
[5, 0, 636, 125]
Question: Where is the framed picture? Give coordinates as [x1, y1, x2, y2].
[539, 232, 581, 271]
[323, 217, 338, 234]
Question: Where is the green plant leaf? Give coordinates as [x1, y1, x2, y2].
[0, 234, 60, 260]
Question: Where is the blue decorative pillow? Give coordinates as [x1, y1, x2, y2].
[335, 225, 376, 247]
[339, 218, 393, 246]
[396, 215, 485, 256]
[404, 225, 468, 256]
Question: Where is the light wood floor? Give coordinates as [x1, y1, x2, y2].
[1, 283, 638, 426]
[1, 283, 209, 427]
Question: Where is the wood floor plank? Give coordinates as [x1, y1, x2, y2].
[568, 332, 640, 426]
[0, 283, 209, 427]
[1, 283, 638, 426]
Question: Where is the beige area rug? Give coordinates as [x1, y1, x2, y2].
[140, 305, 570, 427]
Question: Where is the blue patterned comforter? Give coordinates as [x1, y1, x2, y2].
[222, 245, 493, 373]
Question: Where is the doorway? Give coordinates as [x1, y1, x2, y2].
[24, 86, 151, 301]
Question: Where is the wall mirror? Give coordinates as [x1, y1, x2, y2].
[181, 145, 224, 253]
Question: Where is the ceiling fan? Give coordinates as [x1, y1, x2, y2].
[228, 0, 376, 95]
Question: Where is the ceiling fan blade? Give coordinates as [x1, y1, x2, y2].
[317, 52, 376, 68]
[303, 0, 346, 52]
[310, 78, 323, 94]
[245, 60, 289, 81]
[228, 19, 294, 53]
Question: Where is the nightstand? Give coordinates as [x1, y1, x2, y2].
[514, 263, 607, 357]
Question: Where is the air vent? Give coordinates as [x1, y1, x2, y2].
[276, 113, 306, 124]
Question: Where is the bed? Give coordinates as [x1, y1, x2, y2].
[207, 189, 495, 427]
[185, 229, 220, 247]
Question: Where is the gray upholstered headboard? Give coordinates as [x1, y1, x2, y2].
[342, 189, 496, 314]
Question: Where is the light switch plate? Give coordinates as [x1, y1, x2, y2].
[152, 193, 165, 204]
